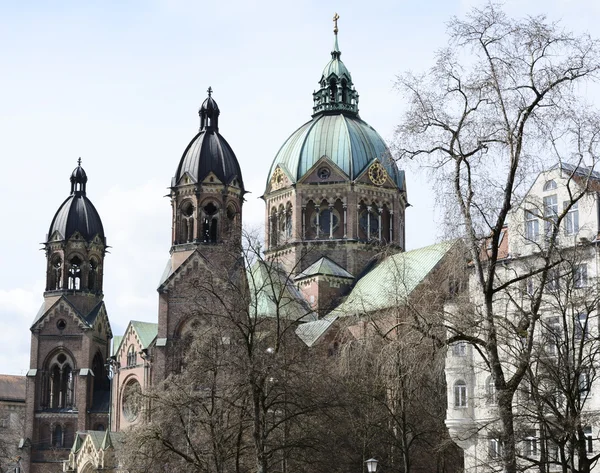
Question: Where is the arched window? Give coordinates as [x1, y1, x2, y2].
[122, 379, 142, 423]
[329, 78, 338, 102]
[270, 207, 279, 247]
[454, 380, 468, 407]
[341, 79, 348, 103]
[226, 204, 238, 237]
[543, 180, 557, 191]
[202, 202, 218, 243]
[486, 376, 497, 405]
[49, 255, 62, 290]
[46, 353, 75, 410]
[68, 256, 82, 290]
[278, 204, 286, 242]
[88, 258, 99, 291]
[127, 345, 137, 367]
[285, 203, 293, 239]
[52, 424, 63, 448]
[181, 201, 195, 243]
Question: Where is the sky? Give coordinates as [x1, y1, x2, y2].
[1, 0, 599, 375]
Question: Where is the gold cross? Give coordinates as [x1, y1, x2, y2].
[333, 13, 339, 34]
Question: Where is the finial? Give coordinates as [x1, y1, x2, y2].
[77, 157, 82, 166]
[207, 86, 213, 97]
[333, 13, 339, 35]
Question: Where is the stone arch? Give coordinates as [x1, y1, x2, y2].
[120, 376, 142, 424]
[88, 256, 100, 291]
[179, 199, 195, 243]
[270, 206, 279, 247]
[48, 253, 63, 291]
[67, 254, 84, 290]
[42, 348, 76, 409]
[200, 200, 219, 243]
[225, 201, 240, 239]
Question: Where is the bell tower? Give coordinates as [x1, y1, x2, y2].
[23, 160, 112, 473]
[153, 89, 246, 381]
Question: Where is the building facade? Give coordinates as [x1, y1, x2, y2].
[445, 165, 600, 472]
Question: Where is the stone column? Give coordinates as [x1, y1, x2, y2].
[389, 212, 393, 243]
[367, 206, 372, 240]
[378, 207, 383, 241]
[343, 205, 348, 238]
[315, 208, 320, 239]
[329, 204, 334, 239]
[302, 206, 306, 239]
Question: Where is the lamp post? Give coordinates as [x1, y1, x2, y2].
[365, 458, 378, 473]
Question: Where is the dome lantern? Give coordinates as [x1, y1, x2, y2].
[312, 13, 359, 117]
[199, 86, 220, 132]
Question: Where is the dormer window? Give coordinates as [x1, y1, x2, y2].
[543, 180, 557, 191]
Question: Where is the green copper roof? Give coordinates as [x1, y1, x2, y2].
[111, 336, 122, 356]
[130, 321, 158, 349]
[333, 240, 458, 316]
[248, 261, 316, 321]
[296, 257, 353, 280]
[267, 113, 403, 188]
[295, 240, 458, 346]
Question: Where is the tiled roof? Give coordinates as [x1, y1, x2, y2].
[0, 375, 25, 402]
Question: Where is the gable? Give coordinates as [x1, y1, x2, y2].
[158, 248, 212, 293]
[298, 155, 349, 185]
[31, 297, 90, 332]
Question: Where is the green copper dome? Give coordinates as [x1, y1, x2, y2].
[268, 114, 403, 188]
[266, 27, 404, 190]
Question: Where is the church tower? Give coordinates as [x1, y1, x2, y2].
[23, 160, 112, 473]
[262, 17, 408, 315]
[153, 89, 245, 381]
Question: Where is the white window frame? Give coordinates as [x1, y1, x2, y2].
[564, 201, 579, 235]
[574, 264, 588, 289]
[585, 426, 594, 453]
[452, 342, 467, 357]
[489, 438, 502, 459]
[524, 430, 538, 458]
[544, 194, 558, 237]
[454, 380, 468, 408]
[525, 210, 539, 242]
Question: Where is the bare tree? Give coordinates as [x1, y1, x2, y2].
[123, 234, 334, 473]
[394, 4, 600, 472]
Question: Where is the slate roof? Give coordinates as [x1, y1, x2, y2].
[0, 375, 25, 402]
[31, 297, 109, 335]
[295, 256, 354, 280]
[47, 193, 105, 244]
[295, 240, 458, 346]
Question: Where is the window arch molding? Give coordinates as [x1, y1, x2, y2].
[127, 345, 137, 368]
[43, 349, 76, 409]
[454, 379, 468, 408]
[543, 180, 557, 191]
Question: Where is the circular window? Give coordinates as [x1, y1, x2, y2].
[56, 319, 67, 331]
[317, 167, 331, 180]
[312, 208, 340, 235]
[122, 380, 142, 422]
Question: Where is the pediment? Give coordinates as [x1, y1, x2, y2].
[298, 155, 349, 185]
[49, 230, 64, 242]
[355, 159, 396, 189]
[202, 171, 223, 186]
[266, 165, 293, 194]
[32, 297, 90, 333]
[176, 172, 197, 187]
[158, 248, 212, 293]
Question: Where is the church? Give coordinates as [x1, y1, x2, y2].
[17, 17, 462, 473]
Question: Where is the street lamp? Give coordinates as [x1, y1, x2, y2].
[365, 458, 378, 473]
